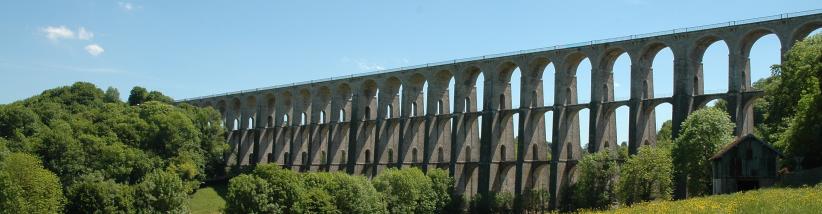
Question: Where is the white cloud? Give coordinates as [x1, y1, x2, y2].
[77, 27, 93, 40]
[42, 26, 74, 41]
[118, 2, 139, 11]
[357, 61, 385, 71]
[41, 26, 95, 41]
[84, 44, 105, 56]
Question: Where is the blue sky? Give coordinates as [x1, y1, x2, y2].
[1, 0, 820, 145]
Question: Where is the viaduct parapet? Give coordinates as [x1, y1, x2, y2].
[179, 10, 821, 209]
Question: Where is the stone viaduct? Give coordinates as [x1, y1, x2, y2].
[179, 11, 821, 208]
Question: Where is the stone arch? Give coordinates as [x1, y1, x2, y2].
[792, 20, 822, 43]
[691, 35, 731, 94]
[264, 93, 276, 127]
[739, 27, 782, 57]
[335, 83, 352, 122]
[315, 86, 331, 124]
[381, 76, 402, 119]
[280, 91, 293, 126]
[458, 65, 483, 113]
[405, 73, 427, 117]
[361, 79, 378, 121]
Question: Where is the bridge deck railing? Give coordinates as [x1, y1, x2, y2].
[178, 9, 820, 102]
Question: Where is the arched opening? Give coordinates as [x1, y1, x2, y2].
[232, 118, 240, 131]
[437, 100, 444, 115]
[748, 33, 781, 88]
[412, 148, 418, 163]
[544, 111, 553, 148]
[464, 98, 471, 113]
[284, 152, 290, 165]
[320, 151, 327, 164]
[500, 145, 507, 161]
[319, 111, 326, 124]
[340, 151, 347, 164]
[437, 147, 444, 163]
[654, 103, 673, 142]
[301, 151, 307, 165]
[477, 71, 486, 112]
[301, 113, 307, 125]
[283, 114, 289, 126]
[365, 106, 371, 120]
[575, 57, 593, 103]
[247, 117, 254, 129]
[612, 52, 631, 100]
[532, 144, 539, 161]
[699, 39, 730, 94]
[615, 106, 630, 150]
[386, 104, 393, 118]
[499, 94, 506, 110]
[578, 108, 591, 149]
[542, 61, 556, 106]
[411, 102, 418, 117]
[651, 47, 675, 98]
[365, 149, 371, 164]
[267, 116, 274, 127]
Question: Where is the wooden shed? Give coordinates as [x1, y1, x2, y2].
[710, 134, 782, 195]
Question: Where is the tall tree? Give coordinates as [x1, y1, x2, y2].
[618, 146, 673, 205]
[770, 34, 822, 169]
[128, 86, 149, 106]
[672, 108, 734, 197]
[104, 86, 120, 103]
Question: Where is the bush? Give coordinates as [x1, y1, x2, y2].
[372, 168, 437, 213]
[251, 164, 308, 213]
[326, 172, 387, 214]
[0, 153, 65, 214]
[427, 168, 454, 213]
[225, 174, 279, 214]
[618, 146, 673, 205]
[672, 108, 734, 197]
[133, 170, 190, 213]
[66, 174, 134, 213]
[572, 151, 619, 210]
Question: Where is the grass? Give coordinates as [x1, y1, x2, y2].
[189, 183, 227, 214]
[585, 184, 822, 213]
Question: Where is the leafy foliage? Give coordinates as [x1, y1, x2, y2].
[0, 152, 65, 214]
[618, 146, 673, 205]
[767, 34, 822, 169]
[133, 170, 190, 213]
[0, 82, 227, 213]
[672, 108, 734, 197]
[572, 151, 620, 210]
[372, 167, 437, 214]
[66, 174, 134, 213]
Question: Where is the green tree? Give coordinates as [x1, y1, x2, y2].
[672, 108, 734, 197]
[571, 151, 619, 210]
[128, 86, 149, 106]
[133, 170, 190, 213]
[372, 168, 437, 214]
[225, 174, 280, 214]
[770, 34, 822, 169]
[0, 153, 65, 214]
[147, 91, 174, 104]
[427, 168, 454, 213]
[66, 174, 134, 214]
[251, 164, 309, 213]
[104, 86, 121, 103]
[618, 146, 673, 205]
[325, 172, 387, 214]
[656, 120, 674, 150]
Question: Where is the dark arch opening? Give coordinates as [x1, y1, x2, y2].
[437, 147, 444, 163]
[412, 148, 418, 163]
[365, 149, 371, 164]
[267, 116, 274, 127]
[365, 106, 371, 121]
[500, 145, 507, 161]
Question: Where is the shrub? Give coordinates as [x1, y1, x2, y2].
[0, 153, 65, 214]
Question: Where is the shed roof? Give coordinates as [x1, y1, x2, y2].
[709, 134, 783, 161]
